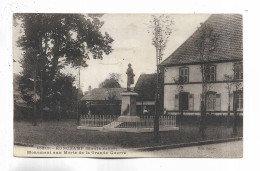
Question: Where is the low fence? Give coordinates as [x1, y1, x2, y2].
[117, 115, 177, 128]
[80, 115, 118, 127]
[80, 115, 177, 128]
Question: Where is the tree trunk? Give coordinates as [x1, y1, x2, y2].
[40, 71, 43, 121]
[153, 43, 160, 143]
[154, 85, 160, 142]
[233, 102, 238, 136]
[32, 60, 37, 126]
[227, 105, 231, 127]
[199, 100, 206, 139]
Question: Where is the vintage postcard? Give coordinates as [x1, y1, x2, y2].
[13, 13, 243, 158]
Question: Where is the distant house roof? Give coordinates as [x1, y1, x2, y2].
[160, 14, 243, 66]
[81, 88, 126, 101]
[134, 73, 156, 101]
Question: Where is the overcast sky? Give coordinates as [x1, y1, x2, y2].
[13, 14, 210, 92]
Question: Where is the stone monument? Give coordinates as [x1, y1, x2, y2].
[118, 64, 140, 122]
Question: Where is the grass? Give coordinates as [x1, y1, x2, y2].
[14, 120, 243, 148]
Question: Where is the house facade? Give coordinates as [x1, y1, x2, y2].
[160, 14, 243, 116]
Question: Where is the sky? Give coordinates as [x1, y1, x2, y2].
[13, 14, 210, 92]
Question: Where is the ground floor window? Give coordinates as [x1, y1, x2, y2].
[206, 92, 216, 111]
[234, 91, 243, 110]
[205, 92, 221, 111]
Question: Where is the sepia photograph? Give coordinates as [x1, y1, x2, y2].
[13, 13, 243, 158]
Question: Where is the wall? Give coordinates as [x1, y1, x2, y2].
[163, 61, 243, 115]
[164, 62, 234, 83]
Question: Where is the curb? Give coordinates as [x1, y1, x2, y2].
[135, 137, 243, 151]
[14, 137, 243, 151]
[14, 142, 43, 147]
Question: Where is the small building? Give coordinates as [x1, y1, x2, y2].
[81, 88, 126, 115]
[159, 14, 243, 116]
[134, 73, 156, 115]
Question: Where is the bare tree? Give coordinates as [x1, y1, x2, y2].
[224, 74, 233, 116]
[224, 74, 233, 127]
[232, 70, 242, 136]
[224, 63, 243, 134]
[194, 23, 219, 139]
[148, 15, 174, 142]
[173, 76, 184, 116]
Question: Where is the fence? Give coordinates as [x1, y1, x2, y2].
[80, 115, 118, 127]
[80, 115, 177, 128]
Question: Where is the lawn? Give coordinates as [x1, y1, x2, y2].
[14, 119, 243, 148]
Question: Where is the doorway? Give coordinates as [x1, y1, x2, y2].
[179, 92, 189, 110]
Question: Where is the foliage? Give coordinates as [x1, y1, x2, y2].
[173, 76, 184, 93]
[14, 14, 114, 119]
[147, 15, 174, 142]
[148, 15, 174, 63]
[99, 73, 122, 88]
[194, 23, 219, 138]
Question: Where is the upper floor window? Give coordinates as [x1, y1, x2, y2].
[234, 63, 243, 80]
[179, 67, 189, 83]
[206, 65, 216, 82]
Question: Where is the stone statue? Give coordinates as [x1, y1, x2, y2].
[126, 63, 135, 91]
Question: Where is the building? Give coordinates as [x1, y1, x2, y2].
[80, 74, 158, 116]
[160, 14, 243, 116]
[134, 73, 157, 115]
[81, 88, 126, 115]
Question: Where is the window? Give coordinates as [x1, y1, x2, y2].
[206, 65, 216, 82]
[206, 92, 216, 111]
[205, 92, 221, 111]
[234, 63, 243, 80]
[234, 92, 243, 110]
[179, 67, 189, 83]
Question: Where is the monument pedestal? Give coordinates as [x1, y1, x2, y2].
[118, 91, 140, 122]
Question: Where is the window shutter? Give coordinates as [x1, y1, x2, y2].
[215, 94, 221, 111]
[189, 94, 194, 111]
[175, 94, 179, 110]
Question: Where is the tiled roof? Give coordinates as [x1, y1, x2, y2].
[134, 73, 157, 101]
[160, 14, 243, 66]
[81, 88, 126, 101]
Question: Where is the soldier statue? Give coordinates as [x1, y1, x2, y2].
[126, 63, 135, 91]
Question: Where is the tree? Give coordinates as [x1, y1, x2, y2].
[223, 61, 243, 134]
[224, 74, 233, 117]
[232, 71, 242, 136]
[14, 14, 114, 125]
[194, 23, 219, 138]
[99, 73, 122, 88]
[148, 15, 174, 142]
[224, 74, 234, 128]
[173, 76, 184, 116]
